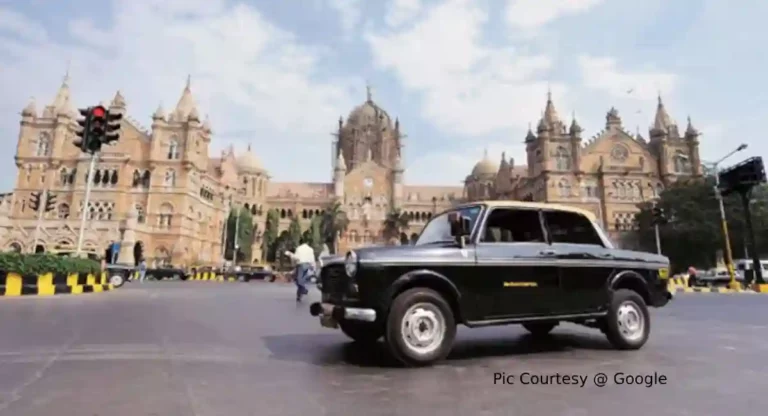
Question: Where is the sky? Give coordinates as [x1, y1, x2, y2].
[0, 0, 766, 191]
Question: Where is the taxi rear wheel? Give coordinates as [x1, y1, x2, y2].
[339, 321, 383, 344]
[385, 287, 456, 367]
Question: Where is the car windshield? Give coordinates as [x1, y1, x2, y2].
[591, 220, 615, 249]
[415, 205, 483, 246]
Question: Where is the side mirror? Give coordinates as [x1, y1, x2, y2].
[448, 213, 471, 237]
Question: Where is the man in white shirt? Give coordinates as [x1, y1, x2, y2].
[286, 237, 316, 301]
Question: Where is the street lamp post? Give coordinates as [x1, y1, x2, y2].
[709, 143, 748, 290]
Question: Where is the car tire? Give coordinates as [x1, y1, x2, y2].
[385, 287, 457, 367]
[339, 321, 383, 344]
[108, 273, 125, 288]
[522, 322, 558, 336]
[603, 289, 650, 350]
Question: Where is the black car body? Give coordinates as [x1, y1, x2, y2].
[310, 201, 672, 366]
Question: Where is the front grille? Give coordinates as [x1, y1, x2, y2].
[321, 264, 349, 297]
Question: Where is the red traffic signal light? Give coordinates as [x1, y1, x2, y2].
[92, 106, 106, 118]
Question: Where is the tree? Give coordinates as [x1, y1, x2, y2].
[274, 230, 292, 270]
[382, 208, 410, 243]
[262, 209, 279, 262]
[287, 216, 302, 251]
[308, 215, 324, 257]
[225, 208, 254, 263]
[633, 177, 768, 273]
[321, 201, 349, 254]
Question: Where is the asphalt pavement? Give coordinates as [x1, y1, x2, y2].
[1, 281, 767, 416]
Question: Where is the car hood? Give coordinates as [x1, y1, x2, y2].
[351, 243, 462, 263]
[609, 249, 669, 267]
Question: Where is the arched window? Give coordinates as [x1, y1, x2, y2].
[158, 203, 173, 228]
[558, 179, 571, 197]
[36, 133, 51, 156]
[141, 171, 151, 188]
[8, 242, 22, 253]
[136, 204, 146, 223]
[59, 168, 69, 186]
[168, 138, 179, 160]
[164, 170, 176, 187]
[57, 203, 70, 219]
[555, 147, 571, 170]
[673, 151, 691, 174]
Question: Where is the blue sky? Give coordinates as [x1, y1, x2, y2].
[0, 0, 766, 191]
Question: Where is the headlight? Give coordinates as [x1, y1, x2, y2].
[345, 251, 358, 277]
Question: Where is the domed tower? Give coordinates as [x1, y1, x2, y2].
[336, 85, 402, 172]
[464, 150, 498, 201]
[235, 144, 269, 261]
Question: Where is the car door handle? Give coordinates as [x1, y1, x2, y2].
[540, 249, 557, 256]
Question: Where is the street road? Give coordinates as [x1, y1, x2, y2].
[1, 282, 767, 416]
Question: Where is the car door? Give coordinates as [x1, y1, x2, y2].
[474, 207, 559, 318]
[541, 209, 613, 314]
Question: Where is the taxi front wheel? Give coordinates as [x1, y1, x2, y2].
[385, 287, 457, 367]
[603, 289, 650, 350]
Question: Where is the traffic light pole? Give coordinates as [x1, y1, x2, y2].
[740, 188, 765, 284]
[30, 189, 47, 254]
[75, 153, 98, 256]
[654, 223, 661, 255]
[714, 168, 739, 290]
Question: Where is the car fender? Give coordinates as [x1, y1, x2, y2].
[608, 269, 651, 302]
[385, 269, 462, 310]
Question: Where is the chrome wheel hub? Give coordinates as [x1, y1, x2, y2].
[401, 303, 445, 355]
[616, 301, 644, 342]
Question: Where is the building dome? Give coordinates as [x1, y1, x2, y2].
[236, 145, 264, 174]
[471, 150, 497, 178]
[346, 86, 392, 127]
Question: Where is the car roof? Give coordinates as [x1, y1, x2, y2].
[452, 200, 597, 222]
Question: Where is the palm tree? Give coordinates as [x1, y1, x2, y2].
[383, 208, 410, 243]
[321, 201, 349, 254]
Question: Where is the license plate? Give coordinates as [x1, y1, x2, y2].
[320, 315, 338, 329]
[658, 268, 669, 280]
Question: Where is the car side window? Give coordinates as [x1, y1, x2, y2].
[544, 211, 603, 246]
[480, 208, 545, 243]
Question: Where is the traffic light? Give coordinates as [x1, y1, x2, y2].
[74, 108, 92, 152]
[103, 109, 122, 145]
[719, 157, 767, 196]
[29, 192, 41, 212]
[89, 105, 107, 150]
[652, 206, 667, 225]
[44, 192, 57, 213]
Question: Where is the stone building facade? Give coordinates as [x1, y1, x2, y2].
[464, 92, 702, 243]
[0, 76, 463, 264]
[0, 73, 701, 262]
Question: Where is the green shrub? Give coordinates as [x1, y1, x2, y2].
[0, 253, 101, 275]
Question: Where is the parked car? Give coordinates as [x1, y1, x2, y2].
[146, 266, 188, 281]
[310, 200, 673, 367]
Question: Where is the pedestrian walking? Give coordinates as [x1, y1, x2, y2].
[286, 237, 316, 302]
[138, 258, 148, 283]
[687, 266, 697, 287]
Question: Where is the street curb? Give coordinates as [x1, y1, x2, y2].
[189, 272, 239, 282]
[0, 271, 115, 297]
[1, 283, 114, 297]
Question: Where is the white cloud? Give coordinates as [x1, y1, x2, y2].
[0, 0, 360, 185]
[385, 0, 423, 28]
[366, 0, 558, 137]
[327, 0, 363, 35]
[0, 8, 47, 42]
[506, 0, 605, 31]
[578, 55, 678, 101]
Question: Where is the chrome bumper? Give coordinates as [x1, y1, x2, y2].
[309, 302, 377, 323]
